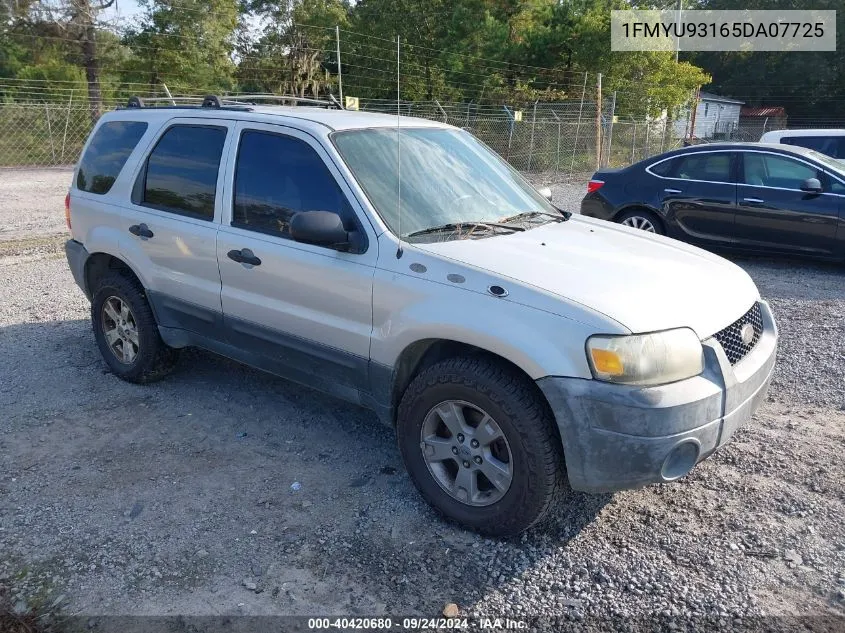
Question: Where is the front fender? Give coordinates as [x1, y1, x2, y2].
[370, 268, 602, 380]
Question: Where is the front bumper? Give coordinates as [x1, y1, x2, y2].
[538, 301, 777, 493]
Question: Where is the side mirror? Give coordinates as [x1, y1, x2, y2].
[290, 211, 357, 251]
[538, 186, 553, 202]
[800, 177, 822, 193]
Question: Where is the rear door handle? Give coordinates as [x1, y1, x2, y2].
[128, 223, 154, 239]
[743, 197, 765, 204]
[664, 188, 682, 194]
[227, 248, 262, 266]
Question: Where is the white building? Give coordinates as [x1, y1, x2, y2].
[673, 92, 745, 140]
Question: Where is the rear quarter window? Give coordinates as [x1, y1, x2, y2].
[648, 158, 677, 176]
[77, 121, 148, 194]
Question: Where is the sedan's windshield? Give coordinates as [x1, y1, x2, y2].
[332, 127, 562, 241]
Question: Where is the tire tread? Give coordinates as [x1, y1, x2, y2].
[397, 355, 567, 536]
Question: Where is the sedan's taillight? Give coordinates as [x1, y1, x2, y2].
[65, 191, 71, 230]
[587, 180, 605, 194]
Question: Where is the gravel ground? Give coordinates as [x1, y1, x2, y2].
[1, 169, 844, 629]
[0, 168, 71, 241]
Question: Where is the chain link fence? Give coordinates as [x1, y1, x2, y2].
[0, 101, 95, 167]
[1, 84, 695, 187]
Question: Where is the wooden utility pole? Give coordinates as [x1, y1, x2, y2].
[688, 86, 701, 143]
[595, 73, 602, 169]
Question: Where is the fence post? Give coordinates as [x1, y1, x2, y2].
[660, 117, 667, 153]
[527, 100, 538, 172]
[335, 25, 343, 103]
[45, 104, 57, 164]
[504, 105, 515, 161]
[595, 73, 602, 170]
[630, 123, 637, 164]
[61, 90, 74, 163]
[434, 99, 447, 123]
[604, 91, 617, 168]
[643, 120, 650, 160]
[568, 71, 588, 182]
[465, 101, 472, 127]
[548, 110, 561, 173]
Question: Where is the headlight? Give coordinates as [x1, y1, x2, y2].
[586, 328, 704, 386]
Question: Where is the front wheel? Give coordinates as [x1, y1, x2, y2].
[616, 209, 664, 235]
[397, 356, 566, 536]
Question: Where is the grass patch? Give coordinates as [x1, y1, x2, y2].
[0, 582, 63, 633]
[0, 235, 65, 258]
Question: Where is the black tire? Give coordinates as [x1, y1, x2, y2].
[397, 356, 566, 536]
[91, 273, 178, 383]
[616, 208, 665, 235]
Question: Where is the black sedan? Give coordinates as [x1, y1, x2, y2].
[581, 142, 845, 261]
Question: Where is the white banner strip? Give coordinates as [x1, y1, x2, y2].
[611, 10, 837, 52]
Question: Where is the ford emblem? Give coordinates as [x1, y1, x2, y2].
[740, 323, 755, 346]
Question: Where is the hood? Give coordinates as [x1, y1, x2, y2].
[414, 216, 759, 338]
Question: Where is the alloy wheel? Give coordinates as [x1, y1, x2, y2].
[101, 296, 139, 364]
[419, 400, 514, 506]
[621, 215, 656, 232]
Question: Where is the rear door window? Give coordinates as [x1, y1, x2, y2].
[673, 153, 733, 182]
[139, 125, 227, 220]
[77, 121, 148, 194]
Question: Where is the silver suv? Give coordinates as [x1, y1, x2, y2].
[65, 95, 777, 536]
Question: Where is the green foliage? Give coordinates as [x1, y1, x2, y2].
[124, 0, 239, 93]
[688, 0, 845, 119]
[238, 0, 350, 96]
[2, 0, 718, 115]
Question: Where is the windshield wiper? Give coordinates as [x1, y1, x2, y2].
[498, 209, 570, 224]
[405, 221, 524, 239]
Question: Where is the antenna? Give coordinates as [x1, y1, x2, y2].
[395, 35, 403, 259]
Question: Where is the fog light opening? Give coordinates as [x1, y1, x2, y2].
[661, 441, 700, 481]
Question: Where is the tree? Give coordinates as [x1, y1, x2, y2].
[126, 0, 239, 94]
[689, 0, 845, 121]
[5, 1, 117, 120]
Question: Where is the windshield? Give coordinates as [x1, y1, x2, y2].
[806, 149, 845, 174]
[332, 127, 560, 241]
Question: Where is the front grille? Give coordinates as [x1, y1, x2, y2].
[713, 303, 763, 365]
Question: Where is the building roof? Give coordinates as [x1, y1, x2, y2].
[699, 92, 745, 105]
[740, 106, 787, 117]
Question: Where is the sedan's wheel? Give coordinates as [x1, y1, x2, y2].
[621, 215, 656, 232]
[421, 400, 514, 506]
[91, 273, 179, 383]
[398, 356, 567, 536]
[617, 209, 664, 235]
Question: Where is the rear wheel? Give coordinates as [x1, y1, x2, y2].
[91, 273, 178, 383]
[397, 356, 566, 536]
[617, 209, 664, 235]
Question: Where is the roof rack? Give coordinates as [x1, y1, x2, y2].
[124, 93, 343, 110]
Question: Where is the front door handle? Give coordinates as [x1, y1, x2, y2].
[128, 223, 154, 239]
[664, 188, 682, 194]
[743, 197, 765, 204]
[227, 248, 262, 266]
